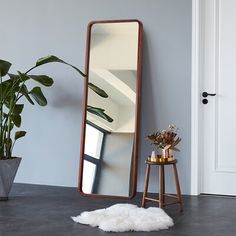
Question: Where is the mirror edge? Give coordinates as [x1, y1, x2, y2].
[78, 19, 143, 199]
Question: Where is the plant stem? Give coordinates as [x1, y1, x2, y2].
[5, 78, 17, 159]
[10, 140, 16, 154]
[16, 94, 23, 102]
[25, 66, 37, 74]
[1, 76, 21, 103]
[2, 116, 8, 155]
[0, 75, 3, 158]
[6, 98, 13, 158]
[10, 79, 25, 114]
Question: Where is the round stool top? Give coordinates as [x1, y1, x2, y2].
[145, 159, 177, 165]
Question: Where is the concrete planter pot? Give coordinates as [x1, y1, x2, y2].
[0, 157, 21, 200]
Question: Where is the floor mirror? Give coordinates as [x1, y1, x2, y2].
[79, 19, 143, 198]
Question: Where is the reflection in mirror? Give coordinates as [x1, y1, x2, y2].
[80, 20, 143, 198]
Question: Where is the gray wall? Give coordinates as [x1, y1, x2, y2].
[0, 0, 192, 194]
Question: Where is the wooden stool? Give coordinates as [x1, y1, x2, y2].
[141, 159, 183, 211]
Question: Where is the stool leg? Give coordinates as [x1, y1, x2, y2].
[141, 164, 151, 207]
[162, 166, 165, 205]
[173, 163, 183, 211]
[159, 165, 164, 208]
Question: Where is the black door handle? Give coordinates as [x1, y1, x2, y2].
[202, 92, 216, 97]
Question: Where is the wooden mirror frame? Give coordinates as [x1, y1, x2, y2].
[78, 19, 143, 199]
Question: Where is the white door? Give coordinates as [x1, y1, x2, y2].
[200, 0, 236, 195]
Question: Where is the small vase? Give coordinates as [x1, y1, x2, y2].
[162, 149, 173, 160]
[151, 150, 156, 162]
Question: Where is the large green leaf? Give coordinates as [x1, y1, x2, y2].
[30, 87, 47, 106]
[36, 55, 65, 66]
[0, 79, 12, 98]
[11, 114, 21, 127]
[26, 55, 85, 77]
[17, 71, 30, 82]
[15, 131, 26, 140]
[13, 104, 24, 114]
[88, 82, 108, 98]
[4, 103, 24, 115]
[87, 105, 113, 123]
[3, 94, 17, 110]
[8, 73, 20, 81]
[0, 59, 11, 77]
[3, 73, 24, 89]
[19, 84, 34, 105]
[11, 73, 54, 88]
[0, 75, 20, 100]
[29, 75, 54, 87]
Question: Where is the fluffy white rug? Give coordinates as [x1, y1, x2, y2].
[71, 204, 174, 232]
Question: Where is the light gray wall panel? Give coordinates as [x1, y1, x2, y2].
[0, 0, 192, 194]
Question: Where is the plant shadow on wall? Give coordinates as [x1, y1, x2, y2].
[0, 55, 113, 200]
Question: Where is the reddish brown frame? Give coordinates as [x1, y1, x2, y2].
[78, 19, 143, 199]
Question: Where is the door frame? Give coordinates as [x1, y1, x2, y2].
[191, 0, 202, 195]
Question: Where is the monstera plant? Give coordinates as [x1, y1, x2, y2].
[0, 55, 112, 200]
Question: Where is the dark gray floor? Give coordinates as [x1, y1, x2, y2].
[0, 184, 236, 236]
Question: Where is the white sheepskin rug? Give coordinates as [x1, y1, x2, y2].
[71, 204, 174, 232]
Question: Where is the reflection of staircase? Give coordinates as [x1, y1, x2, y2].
[87, 69, 136, 133]
[93, 69, 136, 104]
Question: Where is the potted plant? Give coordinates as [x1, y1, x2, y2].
[147, 124, 181, 160]
[0, 55, 111, 200]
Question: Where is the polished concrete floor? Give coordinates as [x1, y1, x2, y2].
[0, 184, 235, 236]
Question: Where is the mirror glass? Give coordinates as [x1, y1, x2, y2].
[80, 21, 142, 197]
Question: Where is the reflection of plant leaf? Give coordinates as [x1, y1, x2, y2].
[87, 105, 113, 123]
[88, 82, 108, 98]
